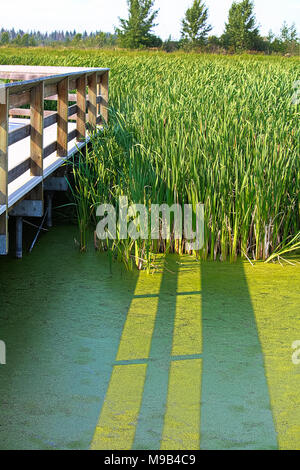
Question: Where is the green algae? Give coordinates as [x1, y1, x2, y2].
[0, 225, 299, 450]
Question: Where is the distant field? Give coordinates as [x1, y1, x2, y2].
[1, 48, 299, 266]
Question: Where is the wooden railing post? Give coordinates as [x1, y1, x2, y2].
[100, 71, 109, 124]
[88, 72, 97, 129]
[97, 79, 101, 117]
[30, 82, 44, 176]
[0, 87, 9, 255]
[76, 74, 87, 142]
[19, 82, 45, 215]
[57, 77, 69, 156]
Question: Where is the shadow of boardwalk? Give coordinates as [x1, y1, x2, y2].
[200, 260, 278, 450]
[133, 255, 180, 450]
[90, 254, 203, 451]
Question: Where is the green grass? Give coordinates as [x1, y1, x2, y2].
[1, 48, 299, 268]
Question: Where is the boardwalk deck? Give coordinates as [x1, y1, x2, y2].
[0, 65, 109, 255]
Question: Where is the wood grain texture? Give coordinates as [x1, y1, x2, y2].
[76, 74, 87, 141]
[100, 71, 109, 124]
[30, 82, 44, 176]
[57, 77, 69, 157]
[88, 72, 97, 129]
[0, 89, 8, 206]
[0, 89, 8, 248]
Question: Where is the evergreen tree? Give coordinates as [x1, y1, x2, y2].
[181, 0, 212, 47]
[224, 0, 259, 51]
[116, 0, 159, 49]
[0, 31, 10, 45]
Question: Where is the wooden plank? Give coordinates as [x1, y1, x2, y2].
[0, 65, 109, 75]
[69, 79, 77, 91]
[46, 94, 102, 103]
[100, 71, 109, 124]
[9, 108, 31, 117]
[0, 73, 80, 84]
[0, 72, 41, 81]
[76, 74, 86, 142]
[88, 72, 97, 129]
[0, 88, 9, 254]
[9, 91, 31, 108]
[9, 108, 55, 118]
[57, 77, 69, 156]
[44, 83, 58, 99]
[45, 93, 77, 102]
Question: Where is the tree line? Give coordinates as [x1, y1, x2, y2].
[0, 0, 299, 54]
[0, 29, 117, 48]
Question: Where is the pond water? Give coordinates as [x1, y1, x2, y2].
[0, 225, 299, 450]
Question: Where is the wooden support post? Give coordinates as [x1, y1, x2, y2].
[76, 74, 87, 142]
[88, 72, 97, 129]
[46, 192, 54, 228]
[0, 213, 7, 255]
[100, 71, 109, 124]
[15, 216, 23, 259]
[57, 77, 69, 156]
[0, 87, 9, 255]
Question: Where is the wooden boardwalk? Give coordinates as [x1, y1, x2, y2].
[0, 65, 109, 256]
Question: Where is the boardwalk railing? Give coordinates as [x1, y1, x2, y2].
[0, 65, 109, 255]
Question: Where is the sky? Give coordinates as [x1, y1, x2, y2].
[1, 0, 299, 40]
